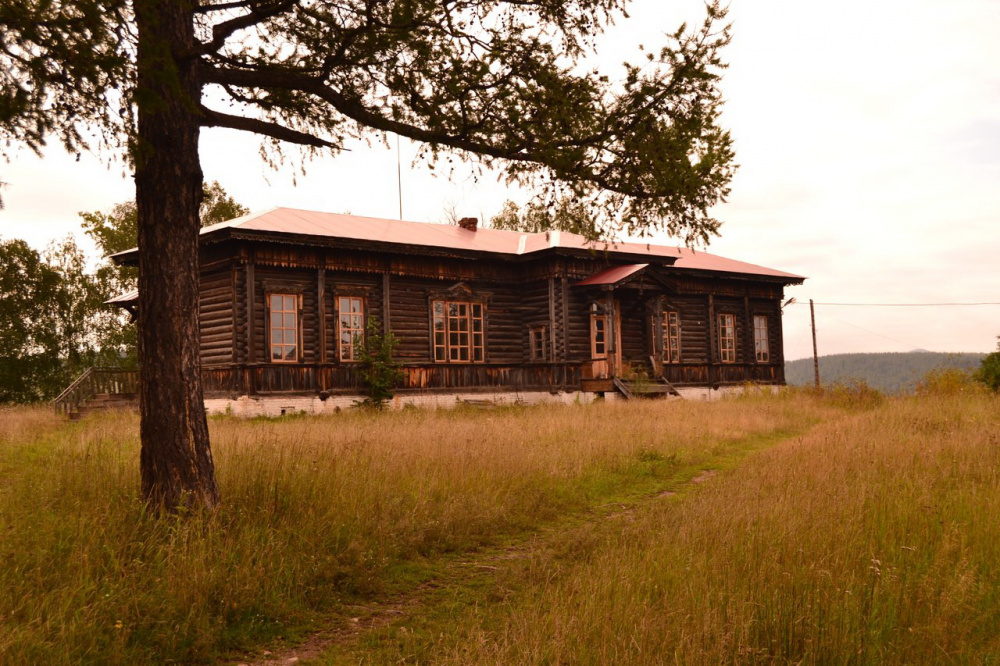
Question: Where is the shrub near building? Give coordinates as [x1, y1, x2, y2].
[974, 336, 1000, 391]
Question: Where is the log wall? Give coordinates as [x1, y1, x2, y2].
[565, 287, 594, 361]
[386, 275, 436, 362]
[196, 241, 794, 393]
[199, 267, 235, 365]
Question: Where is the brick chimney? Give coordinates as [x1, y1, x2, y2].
[458, 216, 478, 231]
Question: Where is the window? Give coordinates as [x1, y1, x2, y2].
[432, 300, 485, 362]
[338, 296, 365, 361]
[753, 314, 770, 363]
[662, 311, 681, 363]
[718, 313, 736, 363]
[269, 293, 299, 362]
[591, 313, 608, 359]
[529, 325, 548, 362]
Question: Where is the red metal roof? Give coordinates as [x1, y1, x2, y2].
[574, 264, 649, 287]
[114, 207, 804, 281]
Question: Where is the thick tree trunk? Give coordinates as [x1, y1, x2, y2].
[134, 0, 219, 510]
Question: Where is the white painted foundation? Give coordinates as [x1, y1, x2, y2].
[203, 384, 771, 417]
[205, 389, 608, 418]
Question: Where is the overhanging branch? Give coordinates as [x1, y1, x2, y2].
[202, 64, 653, 196]
[199, 106, 339, 149]
[193, 0, 297, 56]
[194, 0, 256, 13]
[198, 65, 595, 166]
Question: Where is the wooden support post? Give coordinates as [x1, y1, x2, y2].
[810, 298, 820, 388]
[548, 278, 557, 363]
[707, 294, 716, 387]
[382, 273, 391, 334]
[744, 295, 752, 367]
[605, 289, 619, 376]
[560, 277, 570, 362]
[317, 267, 327, 393]
[231, 263, 239, 364]
[605, 290, 615, 355]
[776, 296, 787, 383]
[245, 262, 256, 364]
[317, 267, 326, 364]
[244, 261, 256, 396]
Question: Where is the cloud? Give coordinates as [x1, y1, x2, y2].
[950, 120, 1000, 165]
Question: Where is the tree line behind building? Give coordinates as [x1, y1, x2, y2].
[0, 184, 246, 403]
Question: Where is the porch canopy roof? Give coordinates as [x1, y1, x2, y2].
[574, 264, 649, 287]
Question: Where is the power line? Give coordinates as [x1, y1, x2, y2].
[825, 315, 919, 350]
[790, 301, 1000, 307]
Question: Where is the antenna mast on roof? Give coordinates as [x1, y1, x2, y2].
[396, 133, 403, 220]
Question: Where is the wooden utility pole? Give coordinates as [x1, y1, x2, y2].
[810, 298, 820, 388]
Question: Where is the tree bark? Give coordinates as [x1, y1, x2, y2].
[134, 0, 219, 511]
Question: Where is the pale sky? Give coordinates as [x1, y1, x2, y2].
[2, 0, 998, 361]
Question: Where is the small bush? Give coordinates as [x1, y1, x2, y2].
[355, 317, 403, 408]
[973, 339, 1000, 392]
[823, 379, 885, 410]
[916, 367, 980, 396]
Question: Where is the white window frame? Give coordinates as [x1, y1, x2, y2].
[753, 314, 770, 363]
[529, 325, 548, 362]
[268, 293, 300, 363]
[432, 300, 485, 363]
[662, 310, 681, 364]
[718, 313, 736, 364]
[338, 295, 365, 362]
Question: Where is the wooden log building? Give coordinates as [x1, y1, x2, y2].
[108, 207, 804, 410]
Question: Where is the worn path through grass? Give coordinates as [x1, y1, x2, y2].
[242, 417, 834, 666]
[0, 393, 855, 664]
[306, 392, 1000, 665]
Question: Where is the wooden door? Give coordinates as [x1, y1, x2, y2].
[588, 300, 622, 379]
[590, 311, 609, 378]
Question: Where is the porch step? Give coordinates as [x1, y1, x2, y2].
[90, 392, 138, 403]
[613, 377, 681, 400]
[72, 393, 139, 417]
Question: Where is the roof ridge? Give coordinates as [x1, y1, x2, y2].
[112, 207, 804, 282]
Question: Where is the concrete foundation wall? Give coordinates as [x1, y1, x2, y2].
[205, 389, 610, 418]
[203, 384, 777, 418]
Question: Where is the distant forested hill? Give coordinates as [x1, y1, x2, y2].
[784, 352, 985, 394]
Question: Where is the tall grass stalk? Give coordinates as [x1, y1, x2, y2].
[417, 393, 1000, 664]
[0, 396, 827, 663]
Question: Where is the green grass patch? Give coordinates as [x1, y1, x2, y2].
[0, 393, 846, 663]
[336, 393, 1000, 665]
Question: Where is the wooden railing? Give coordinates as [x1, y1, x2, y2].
[55, 359, 784, 414]
[612, 377, 635, 400]
[53, 367, 139, 415]
[659, 362, 784, 387]
[202, 362, 584, 396]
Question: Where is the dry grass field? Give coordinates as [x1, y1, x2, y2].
[0, 387, 996, 664]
